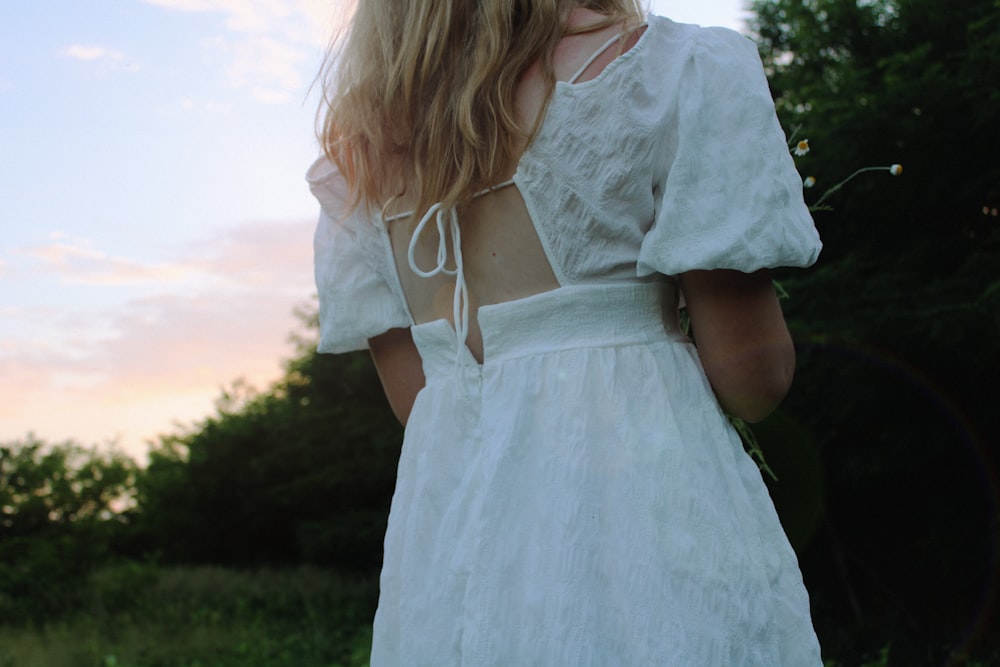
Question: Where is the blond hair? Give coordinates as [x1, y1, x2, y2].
[318, 0, 645, 218]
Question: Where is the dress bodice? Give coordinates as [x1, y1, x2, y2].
[308, 15, 821, 355]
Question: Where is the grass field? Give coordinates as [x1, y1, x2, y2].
[0, 564, 377, 667]
[4, 563, 995, 667]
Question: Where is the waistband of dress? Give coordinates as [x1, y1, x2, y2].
[413, 281, 686, 374]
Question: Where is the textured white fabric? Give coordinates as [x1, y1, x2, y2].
[309, 14, 822, 666]
[375, 284, 820, 665]
[307, 16, 821, 353]
[308, 158, 411, 354]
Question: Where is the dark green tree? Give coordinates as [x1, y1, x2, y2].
[747, 0, 1000, 663]
[0, 437, 137, 622]
[134, 307, 402, 572]
[752, 0, 1000, 254]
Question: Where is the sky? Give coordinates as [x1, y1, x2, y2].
[0, 0, 749, 461]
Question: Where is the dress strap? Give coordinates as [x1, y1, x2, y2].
[567, 22, 648, 84]
[384, 179, 515, 224]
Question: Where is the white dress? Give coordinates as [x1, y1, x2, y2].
[309, 15, 823, 666]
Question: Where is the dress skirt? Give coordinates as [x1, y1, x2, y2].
[370, 281, 822, 666]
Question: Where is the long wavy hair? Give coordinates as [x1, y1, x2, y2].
[318, 0, 645, 218]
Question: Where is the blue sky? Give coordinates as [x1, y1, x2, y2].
[0, 0, 748, 460]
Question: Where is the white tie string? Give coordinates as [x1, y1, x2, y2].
[407, 202, 457, 278]
[407, 203, 470, 367]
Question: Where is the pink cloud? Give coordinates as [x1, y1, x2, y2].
[0, 218, 320, 460]
[15, 219, 314, 288]
[185, 220, 314, 288]
[20, 242, 194, 285]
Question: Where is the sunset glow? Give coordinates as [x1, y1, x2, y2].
[0, 1, 746, 460]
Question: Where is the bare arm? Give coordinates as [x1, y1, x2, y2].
[368, 327, 426, 426]
[678, 269, 795, 423]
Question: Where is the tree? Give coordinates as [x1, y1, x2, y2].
[755, 0, 1000, 249]
[134, 308, 403, 572]
[748, 0, 1000, 663]
[0, 437, 137, 622]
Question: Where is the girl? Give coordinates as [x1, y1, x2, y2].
[309, 1, 823, 663]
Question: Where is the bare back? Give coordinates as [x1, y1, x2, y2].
[384, 10, 646, 362]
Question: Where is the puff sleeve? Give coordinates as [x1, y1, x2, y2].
[637, 27, 821, 277]
[308, 157, 411, 354]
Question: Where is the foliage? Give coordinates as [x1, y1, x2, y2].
[0, 563, 376, 667]
[0, 438, 138, 623]
[131, 310, 402, 571]
[0, 437, 136, 529]
[771, 242, 1000, 664]
[749, 0, 1000, 663]
[751, 0, 1000, 256]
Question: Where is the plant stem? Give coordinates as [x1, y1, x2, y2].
[811, 166, 889, 209]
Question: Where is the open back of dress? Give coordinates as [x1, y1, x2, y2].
[384, 24, 647, 362]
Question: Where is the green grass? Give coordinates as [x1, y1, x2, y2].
[8, 563, 995, 667]
[0, 563, 377, 667]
